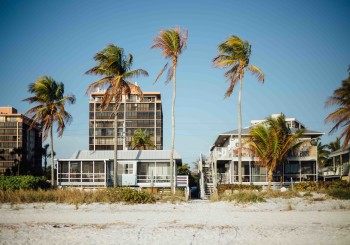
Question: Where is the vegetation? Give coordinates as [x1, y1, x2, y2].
[177, 164, 198, 187]
[218, 184, 262, 193]
[0, 188, 155, 204]
[128, 129, 155, 150]
[10, 147, 24, 176]
[213, 35, 264, 184]
[317, 140, 330, 169]
[151, 27, 188, 194]
[247, 115, 304, 191]
[42, 143, 55, 174]
[0, 176, 51, 191]
[220, 190, 265, 204]
[295, 181, 350, 200]
[325, 67, 350, 150]
[23, 76, 76, 186]
[85, 44, 148, 187]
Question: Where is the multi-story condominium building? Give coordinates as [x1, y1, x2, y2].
[0, 107, 42, 175]
[199, 114, 323, 197]
[89, 86, 163, 151]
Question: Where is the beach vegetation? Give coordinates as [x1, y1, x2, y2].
[0, 176, 51, 191]
[23, 76, 76, 186]
[325, 66, 350, 151]
[213, 35, 264, 184]
[128, 129, 155, 150]
[247, 114, 305, 191]
[85, 44, 148, 187]
[0, 188, 155, 204]
[151, 27, 188, 194]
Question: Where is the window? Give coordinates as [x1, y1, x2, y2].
[118, 162, 134, 174]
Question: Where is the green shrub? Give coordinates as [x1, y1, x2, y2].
[327, 188, 350, 200]
[294, 181, 350, 192]
[221, 190, 265, 203]
[0, 176, 51, 190]
[218, 184, 262, 194]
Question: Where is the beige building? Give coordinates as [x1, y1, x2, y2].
[0, 107, 42, 175]
[89, 87, 163, 151]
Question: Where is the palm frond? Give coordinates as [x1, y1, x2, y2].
[247, 65, 265, 83]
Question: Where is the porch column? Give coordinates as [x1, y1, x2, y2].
[104, 160, 107, 187]
[229, 160, 233, 184]
[299, 160, 301, 182]
[249, 161, 252, 183]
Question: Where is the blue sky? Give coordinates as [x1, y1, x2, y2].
[0, 0, 349, 165]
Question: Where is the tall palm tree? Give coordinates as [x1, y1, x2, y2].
[247, 115, 304, 191]
[151, 27, 188, 194]
[42, 143, 55, 174]
[23, 76, 75, 186]
[86, 44, 148, 187]
[128, 129, 155, 150]
[213, 35, 264, 184]
[325, 67, 350, 150]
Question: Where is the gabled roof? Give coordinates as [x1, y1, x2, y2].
[63, 150, 181, 161]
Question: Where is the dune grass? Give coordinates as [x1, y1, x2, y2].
[0, 188, 156, 205]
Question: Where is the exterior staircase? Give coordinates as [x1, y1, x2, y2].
[198, 154, 216, 199]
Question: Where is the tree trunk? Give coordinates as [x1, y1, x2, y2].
[267, 168, 273, 192]
[114, 112, 118, 188]
[238, 74, 243, 184]
[170, 66, 176, 194]
[50, 128, 55, 187]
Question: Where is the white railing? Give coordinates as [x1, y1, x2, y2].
[176, 175, 189, 187]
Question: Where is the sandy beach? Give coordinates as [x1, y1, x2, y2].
[1, 197, 350, 245]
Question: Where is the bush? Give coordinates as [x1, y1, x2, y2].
[218, 184, 262, 194]
[221, 190, 265, 203]
[294, 181, 350, 192]
[0, 176, 51, 190]
[327, 188, 350, 200]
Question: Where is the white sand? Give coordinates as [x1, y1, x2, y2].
[1, 197, 350, 245]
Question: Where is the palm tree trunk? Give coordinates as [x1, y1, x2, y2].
[50, 128, 55, 187]
[238, 74, 243, 184]
[170, 66, 176, 194]
[114, 112, 118, 188]
[267, 168, 273, 192]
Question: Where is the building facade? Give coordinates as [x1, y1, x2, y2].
[89, 88, 163, 151]
[57, 150, 187, 188]
[199, 114, 323, 196]
[0, 107, 42, 175]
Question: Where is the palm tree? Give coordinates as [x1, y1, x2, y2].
[151, 27, 188, 194]
[327, 137, 341, 152]
[42, 143, 55, 174]
[325, 67, 350, 150]
[86, 44, 148, 187]
[213, 35, 264, 184]
[128, 129, 155, 150]
[317, 140, 330, 170]
[23, 76, 75, 186]
[247, 115, 304, 191]
[10, 147, 24, 176]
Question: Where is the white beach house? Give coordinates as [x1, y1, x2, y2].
[57, 150, 188, 188]
[199, 114, 323, 197]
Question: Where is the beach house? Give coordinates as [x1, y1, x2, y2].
[325, 147, 350, 181]
[199, 114, 323, 196]
[57, 150, 188, 188]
